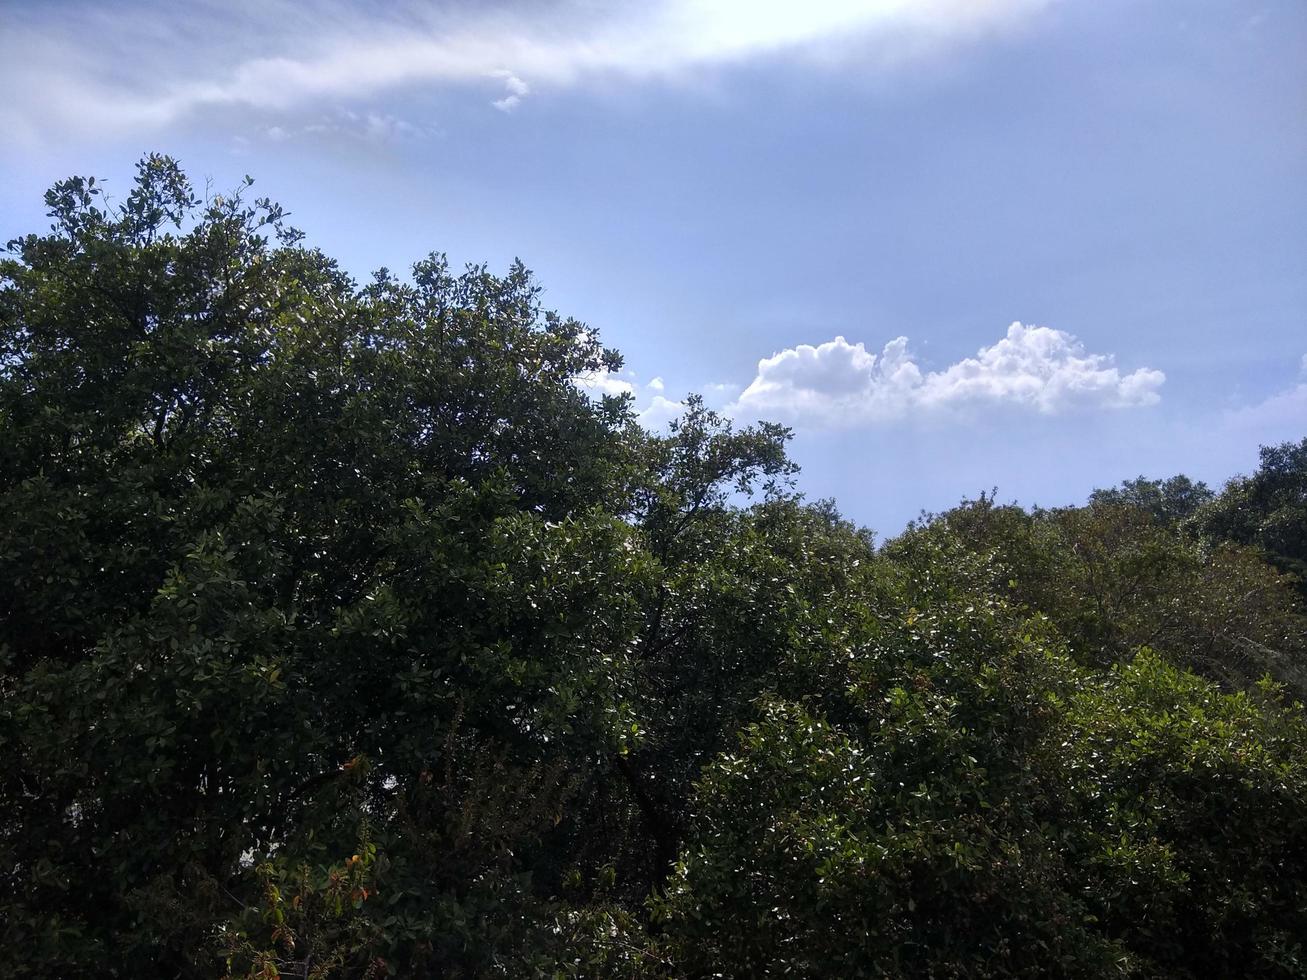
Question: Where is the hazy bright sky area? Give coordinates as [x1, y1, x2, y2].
[2, 0, 1303, 534]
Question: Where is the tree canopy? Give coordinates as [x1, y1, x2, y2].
[2, 157, 1305, 978]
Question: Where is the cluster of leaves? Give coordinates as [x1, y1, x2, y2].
[2, 157, 1305, 978]
[221, 835, 386, 980]
[889, 481, 1307, 695]
[1190, 440, 1307, 598]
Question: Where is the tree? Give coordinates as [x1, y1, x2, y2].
[0, 155, 642, 975]
[1089, 474, 1214, 527]
[661, 641, 1307, 978]
[0, 156, 826, 974]
[885, 493, 1307, 696]
[1195, 438, 1307, 597]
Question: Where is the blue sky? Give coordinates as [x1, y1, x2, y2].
[2, 0, 1304, 534]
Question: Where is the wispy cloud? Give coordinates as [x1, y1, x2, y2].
[490, 70, 530, 112]
[1, 0, 1054, 145]
[731, 323, 1165, 426]
[1216, 355, 1307, 446]
[258, 107, 433, 144]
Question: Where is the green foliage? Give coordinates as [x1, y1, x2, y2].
[659, 594, 1108, 978]
[888, 491, 1307, 695]
[1194, 438, 1307, 597]
[661, 642, 1307, 977]
[0, 155, 640, 976]
[2, 157, 1305, 977]
[221, 836, 387, 980]
[1090, 474, 1214, 527]
[1059, 656, 1307, 976]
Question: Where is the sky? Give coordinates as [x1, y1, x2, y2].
[2, 0, 1304, 535]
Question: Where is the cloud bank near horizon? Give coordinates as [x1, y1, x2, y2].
[579, 322, 1165, 432]
[1, 0, 1055, 145]
[730, 323, 1165, 426]
[1215, 354, 1307, 446]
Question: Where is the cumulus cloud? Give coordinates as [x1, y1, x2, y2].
[733, 322, 1165, 425]
[574, 369, 707, 432]
[0, 0, 1054, 145]
[637, 395, 689, 430]
[574, 367, 637, 399]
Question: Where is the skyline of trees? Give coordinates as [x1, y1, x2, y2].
[2, 156, 1304, 978]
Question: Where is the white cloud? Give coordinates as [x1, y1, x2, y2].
[490, 70, 530, 112]
[1217, 357, 1307, 446]
[264, 108, 430, 143]
[704, 381, 742, 398]
[574, 367, 637, 399]
[574, 369, 702, 432]
[0, 0, 1054, 144]
[637, 395, 689, 431]
[733, 322, 1165, 426]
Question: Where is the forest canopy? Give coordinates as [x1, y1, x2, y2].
[2, 156, 1306, 978]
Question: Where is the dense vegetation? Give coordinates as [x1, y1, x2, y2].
[2, 157, 1305, 978]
